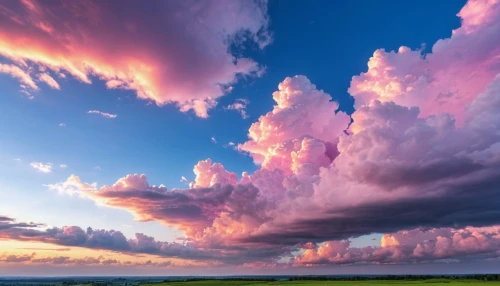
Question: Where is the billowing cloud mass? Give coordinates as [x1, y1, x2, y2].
[0, 0, 271, 116]
[349, 0, 500, 123]
[5, 0, 500, 270]
[295, 226, 500, 266]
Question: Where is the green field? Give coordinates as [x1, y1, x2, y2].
[143, 280, 500, 286]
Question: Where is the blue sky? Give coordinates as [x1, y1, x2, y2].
[4, 0, 500, 275]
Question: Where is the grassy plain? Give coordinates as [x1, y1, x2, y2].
[143, 279, 500, 286]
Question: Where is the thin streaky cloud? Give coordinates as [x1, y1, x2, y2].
[87, 110, 117, 119]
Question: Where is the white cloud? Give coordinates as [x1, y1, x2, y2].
[45, 174, 96, 196]
[180, 176, 188, 183]
[30, 162, 53, 173]
[225, 98, 249, 119]
[20, 90, 34, 100]
[13, 158, 21, 161]
[58, 123, 66, 127]
[223, 141, 238, 150]
[94, 166, 101, 171]
[87, 110, 117, 119]
[59, 164, 67, 169]
[211, 137, 217, 144]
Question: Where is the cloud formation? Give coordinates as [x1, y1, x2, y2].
[7, 0, 500, 269]
[30, 162, 52, 173]
[0, 215, 281, 265]
[295, 226, 500, 266]
[87, 110, 117, 119]
[38, 73, 60, 89]
[348, 0, 500, 124]
[225, 98, 250, 119]
[0, 0, 271, 116]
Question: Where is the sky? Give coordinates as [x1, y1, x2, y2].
[2, 0, 500, 276]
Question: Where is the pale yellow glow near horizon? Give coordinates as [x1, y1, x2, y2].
[0, 240, 203, 266]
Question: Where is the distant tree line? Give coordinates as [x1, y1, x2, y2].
[160, 277, 277, 282]
[288, 274, 500, 281]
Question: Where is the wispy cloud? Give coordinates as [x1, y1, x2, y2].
[94, 166, 101, 171]
[211, 137, 217, 144]
[30, 162, 52, 173]
[38, 73, 60, 89]
[0, 64, 38, 91]
[225, 98, 249, 119]
[59, 164, 67, 169]
[58, 123, 66, 127]
[87, 110, 117, 119]
[223, 141, 237, 150]
[180, 176, 188, 183]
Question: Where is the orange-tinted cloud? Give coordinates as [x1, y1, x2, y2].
[0, 0, 271, 115]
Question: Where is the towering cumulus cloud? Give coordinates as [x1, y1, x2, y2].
[0, 0, 270, 117]
[349, 0, 500, 123]
[9, 0, 500, 269]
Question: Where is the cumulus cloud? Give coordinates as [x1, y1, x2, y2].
[30, 162, 52, 173]
[295, 225, 500, 266]
[239, 76, 351, 165]
[87, 110, 117, 119]
[0, 0, 271, 117]
[348, 0, 500, 124]
[45, 174, 96, 196]
[189, 158, 238, 188]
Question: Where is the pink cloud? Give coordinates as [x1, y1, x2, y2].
[0, 0, 271, 117]
[348, 0, 500, 124]
[189, 158, 238, 188]
[239, 76, 351, 164]
[0, 63, 38, 90]
[295, 225, 500, 266]
[37, 72, 60, 89]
